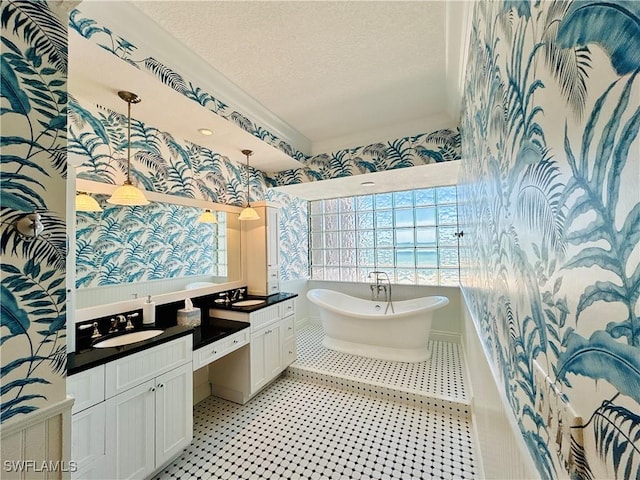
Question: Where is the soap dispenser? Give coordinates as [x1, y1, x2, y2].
[143, 295, 156, 325]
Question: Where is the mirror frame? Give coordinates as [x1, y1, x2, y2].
[71, 177, 247, 322]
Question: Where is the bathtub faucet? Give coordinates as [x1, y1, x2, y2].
[368, 271, 394, 314]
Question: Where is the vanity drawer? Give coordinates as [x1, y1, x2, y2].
[279, 299, 295, 319]
[250, 304, 280, 331]
[105, 335, 192, 398]
[193, 329, 249, 371]
[281, 316, 295, 342]
[68, 365, 105, 414]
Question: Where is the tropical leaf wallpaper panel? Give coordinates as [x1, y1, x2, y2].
[266, 128, 461, 187]
[76, 198, 225, 289]
[459, 1, 639, 478]
[0, 1, 68, 424]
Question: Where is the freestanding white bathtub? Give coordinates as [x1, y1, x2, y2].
[306, 288, 449, 363]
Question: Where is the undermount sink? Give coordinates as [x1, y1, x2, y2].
[93, 330, 164, 348]
[231, 299, 266, 307]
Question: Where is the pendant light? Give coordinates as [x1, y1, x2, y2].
[108, 91, 149, 206]
[75, 192, 103, 212]
[238, 149, 260, 221]
[197, 209, 217, 223]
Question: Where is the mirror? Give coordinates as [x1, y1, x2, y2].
[73, 179, 243, 309]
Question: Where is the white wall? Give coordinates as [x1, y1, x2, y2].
[461, 291, 537, 479]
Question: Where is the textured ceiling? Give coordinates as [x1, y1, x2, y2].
[131, 1, 449, 150]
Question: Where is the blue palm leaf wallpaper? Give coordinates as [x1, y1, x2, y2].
[0, 1, 68, 424]
[459, 1, 639, 478]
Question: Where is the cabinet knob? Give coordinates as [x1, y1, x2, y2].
[233, 340, 238, 344]
[212, 350, 217, 355]
[150, 387, 156, 392]
[158, 383, 164, 389]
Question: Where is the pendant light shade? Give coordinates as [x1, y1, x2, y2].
[197, 209, 218, 224]
[75, 192, 103, 212]
[239, 149, 260, 221]
[108, 91, 149, 206]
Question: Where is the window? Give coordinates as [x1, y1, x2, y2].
[309, 186, 459, 286]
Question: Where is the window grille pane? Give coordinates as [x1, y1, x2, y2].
[375, 229, 393, 247]
[357, 268, 371, 282]
[396, 268, 416, 284]
[416, 249, 438, 267]
[310, 215, 323, 231]
[326, 250, 339, 266]
[376, 249, 394, 267]
[340, 249, 356, 266]
[357, 212, 374, 229]
[357, 249, 375, 266]
[417, 268, 438, 284]
[341, 212, 356, 230]
[436, 186, 457, 204]
[311, 267, 325, 280]
[339, 197, 355, 212]
[438, 226, 458, 246]
[394, 209, 413, 227]
[325, 232, 339, 249]
[415, 207, 436, 226]
[325, 267, 339, 279]
[439, 268, 459, 286]
[376, 210, 393, 229]
[375, 193, 392, 209]
[437, 205, 458, 225]
[415, 188, 435, 205]
[416, 228, 436, 247]
[439, 247, 459, 267]
[324, 198, 338, 213]
[357, 195, 373, 210]
[310, 201, 323, 215]
[340, 268, 356, 282]
[396, 249, 415, 267]
[311, 250, 324, 265]
[395, 228, 414, 247]
[393, 191, 413, 208]
[341, 231, 356, 249]
[357, 230, 374, 248]
[325, 214, 339, 231]
[311, 233, 324, 248]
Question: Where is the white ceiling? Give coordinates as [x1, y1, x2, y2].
[71, 0, 469, 191]
[130, 1, 451, 153]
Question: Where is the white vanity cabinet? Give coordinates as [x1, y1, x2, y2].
[243, 202, 280, 296]
[67, 335, 193, 480]
[209, 298, 296, 403]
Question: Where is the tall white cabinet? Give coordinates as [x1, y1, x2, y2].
[243, 202, 280, 296]
[67, 336, 193, 479]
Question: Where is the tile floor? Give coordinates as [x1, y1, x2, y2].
[155, 323, 478, 480]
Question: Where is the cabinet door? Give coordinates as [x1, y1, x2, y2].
[155, 363, 193, 467]
[265, 324, 282, 379]
[68, 365, 105, 414]
[105, 380, 156, 480]
[71, 402, 106, 479]
[250, 329, 267, 394]
[267, 207, 279, 268]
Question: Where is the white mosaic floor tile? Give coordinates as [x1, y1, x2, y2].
[291, 323, 469, 405]
[156, 376, 477, 480]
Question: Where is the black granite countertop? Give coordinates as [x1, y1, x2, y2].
[67, 325, 193, 376]
[207, 292, 298, 313]
[67, 292, 297, 376]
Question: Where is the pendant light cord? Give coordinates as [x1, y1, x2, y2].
[126, 99, 132, 184]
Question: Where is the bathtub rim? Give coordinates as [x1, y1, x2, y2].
[306, 288, 450, 319]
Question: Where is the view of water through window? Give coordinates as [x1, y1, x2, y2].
[309, 186, 460, 286]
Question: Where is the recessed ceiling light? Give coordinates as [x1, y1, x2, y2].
[361, 181, 375, 187]
[198, 128, 213, 136]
